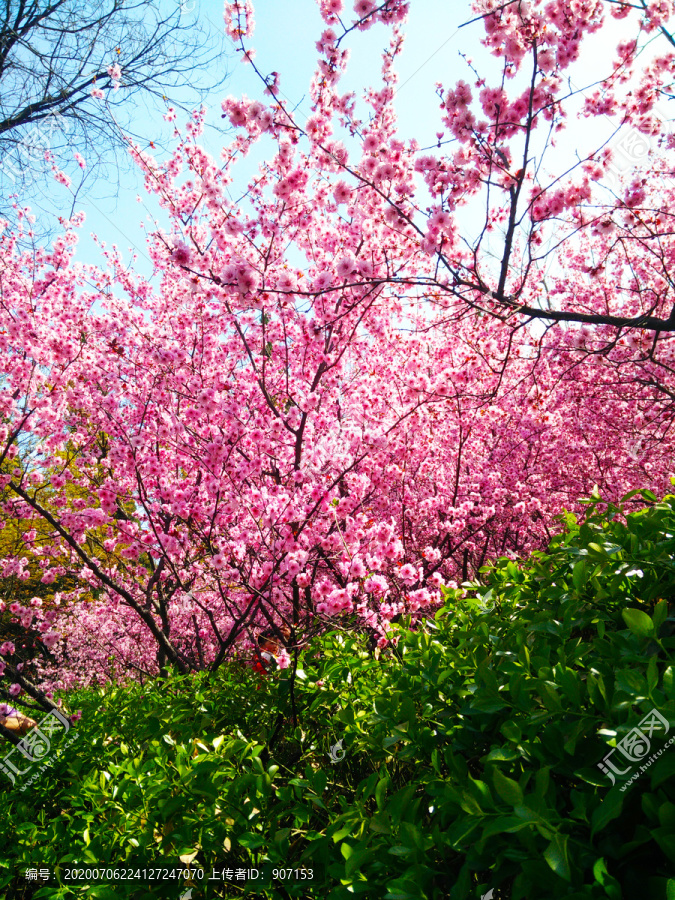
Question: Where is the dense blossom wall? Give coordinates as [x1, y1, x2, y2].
[1, 0, 675, 695]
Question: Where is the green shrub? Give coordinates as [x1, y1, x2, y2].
[0, 489, 674, 899]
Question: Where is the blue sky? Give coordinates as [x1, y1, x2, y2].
[4, 0, 665, 280]
[4, 0, 498, 274]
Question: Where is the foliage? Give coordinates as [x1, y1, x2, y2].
[0, 450, 120, 709]
[1, 489, 674, 898]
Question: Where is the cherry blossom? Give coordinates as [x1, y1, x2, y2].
[0, 0, 674, 700]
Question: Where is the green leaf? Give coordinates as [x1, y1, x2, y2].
[654, 599, 668, 631]
[501, 721, 522, 743]
[486, 747, 520, 762]
[652, 751, 675, 789]
[481, 815, 533, 837]
[622, 608, 654, 638]
[573, 559, 588, 593]
[591, 789, 624, 836]
[459, 792, 483, 817]
[615, 669, 647, 698]
[332, 825, 353, 842]
[544, 833, 571, 881]
[593, 857, 621, 899]
[493, 769, 523, 807]
[376, 776, 389, 810]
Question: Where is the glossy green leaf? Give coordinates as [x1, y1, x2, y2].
[622, 608, 654, 638]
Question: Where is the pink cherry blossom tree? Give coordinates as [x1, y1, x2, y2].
[1, 0, 675, 702]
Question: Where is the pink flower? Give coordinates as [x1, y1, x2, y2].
[237, 266, 259, 294]
[53, 168, 71, 188]
[171, 241, 192, 266]
[354, 0, 375, 16]
[361, 156, 378, 177]
[430, 209, 452, 231]
[423, 546, 442, 563]
[277, 271, 296, 291]
[313, 271, 333, 291]
[227, 102, 247, 127]
[321, 0, 344, 17]
[42, 632, 60, 651]
[224, 0, 255, 41]
[398, 563, 419, 585]
[0, 641, 15, 656]
[350, 558, 366, 578]
[8, 683, 21, 697]
[107, 64, 122, 91]
[333, 181, 352, 204]
[337, 255, 356, 278]
[363, 134, 380, 153]
[364, 574, 388, 594]
[376, 163, 395, 182]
